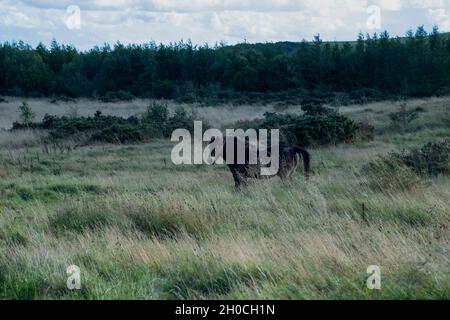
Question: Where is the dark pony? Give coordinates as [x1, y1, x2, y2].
[216, 137, 311, 190]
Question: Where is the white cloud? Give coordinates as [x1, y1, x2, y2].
[0, 0, 449, 49]
[411, 0, 446, 9]
[376, 0, 403, 11]
[93, 0, 138, 8]
[428, 8, 450, 29]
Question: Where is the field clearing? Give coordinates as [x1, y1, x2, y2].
[0, 97, 449, 299]
[0, 96, 303, 130]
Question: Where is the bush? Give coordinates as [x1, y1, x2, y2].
[364, 140, 450, 192]
[91, 124, 144, 143]
[11, 102, 197, 145]
[389, 103, 422, 129]
[41, 112, 140, 140]
[258, 108, 373, 147]
[19, 102, 35, 127]
[141, 102, 197, 138]
[141, 102, 169, 137]
[365, 156, 423, 192]
[301, 101, 332, 115]
[395, 140, 450, 176]
[165, 107, 196, 136]
[355, 122, 375, 142]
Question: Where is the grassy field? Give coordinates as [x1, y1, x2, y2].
[0, 97, 449, 299]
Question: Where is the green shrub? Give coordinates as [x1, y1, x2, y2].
[18, 102, 35, 127]
[91, 124, 144, 143]
[165, 107, 196, 136]
[395, 140, 450, 176]
[259, 108, 372, 147]
[355, 122, 375, 142]
[43, 112, 140, 141]
[365, 156, 423, 192]
[389, 103, 421, 129]
[141, 102, 169, 138]
[141, 102, 197, 138]
[301, 101, 332, 115]
[364, 140, 450, 192]
[11, 103, 196, 144]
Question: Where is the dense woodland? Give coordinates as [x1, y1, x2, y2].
[0, 26, 449, 104]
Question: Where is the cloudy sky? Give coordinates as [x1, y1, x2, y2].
[1, 0, 449, 49]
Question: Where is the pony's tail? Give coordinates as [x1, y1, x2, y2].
[293, 147, 311, 177]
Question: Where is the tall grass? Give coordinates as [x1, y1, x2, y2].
[0, 97, 449, 299]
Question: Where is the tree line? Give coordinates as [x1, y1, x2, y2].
[0, 26, 449, 104]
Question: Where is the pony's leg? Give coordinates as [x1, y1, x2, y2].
[288, 153, 301, 178]
[278, 166, 289, 180]
[278, 154, 300, 181]
[277, 157, 291, 180]
[229, 166, 245, 191]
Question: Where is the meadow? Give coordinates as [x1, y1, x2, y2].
[0, 96, 449, 299]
